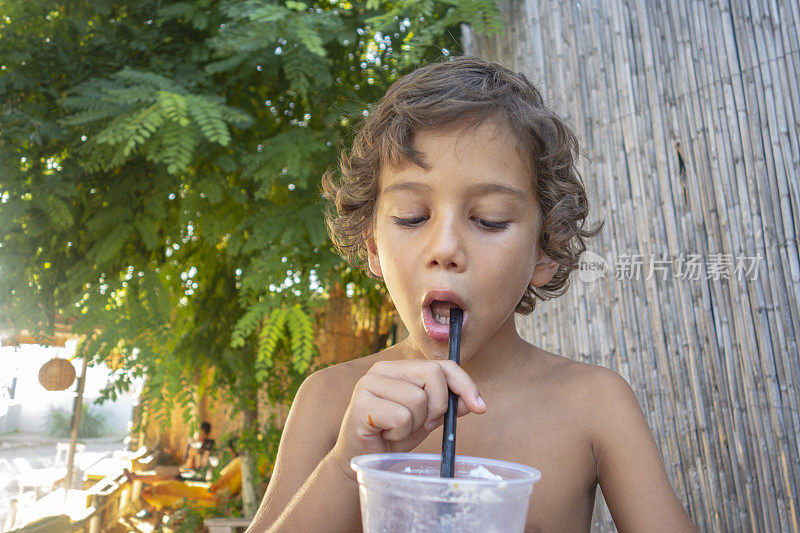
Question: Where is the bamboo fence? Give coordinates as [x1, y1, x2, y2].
[466, 0, 799, 530]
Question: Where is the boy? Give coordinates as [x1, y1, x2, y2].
[249, 57, 696, 532]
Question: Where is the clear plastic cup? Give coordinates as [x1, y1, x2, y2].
[350, 453, 541, 533]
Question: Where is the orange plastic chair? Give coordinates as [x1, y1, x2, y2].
[140, 457, 267, 510]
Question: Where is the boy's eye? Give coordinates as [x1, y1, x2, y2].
[392, 216, 428, 227]
[474, 218, 510, 231]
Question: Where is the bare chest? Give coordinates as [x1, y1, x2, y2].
[410, 397, 598, 531]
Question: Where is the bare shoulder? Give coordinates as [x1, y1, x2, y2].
[519, 349, 635, 432]
[256, 348, 397, 526]
[526, 351, 647, 450]
[556, 361, 698, 530]
[306, 349, 399, 395]
[316, 349, 393, 379]
[530, 355, 696, 530]
[527, 348, 625, 396]
[298, 349, 397, 430]
[561, 362, 641, 430]
[553, 361, 650, 460]
[290, 348, 404, 432]
[568, 359, 632, 401]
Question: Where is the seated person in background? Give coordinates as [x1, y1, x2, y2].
[125, 421, 217, 485]
[183, 421, 215, 470]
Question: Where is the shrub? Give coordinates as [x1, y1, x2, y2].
[46, 402, 111, 438]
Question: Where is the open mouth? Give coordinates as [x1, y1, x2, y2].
[429, 300, 462, 325]
[421, 290, 467, 343]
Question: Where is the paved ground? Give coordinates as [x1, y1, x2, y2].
[0, 433, 127, 529]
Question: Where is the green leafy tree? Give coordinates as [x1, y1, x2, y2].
[0, 0, 501, 514]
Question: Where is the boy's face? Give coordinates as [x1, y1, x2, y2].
[368, 121, 558, 361]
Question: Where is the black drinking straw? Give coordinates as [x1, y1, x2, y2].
[440, 307, 463, 478]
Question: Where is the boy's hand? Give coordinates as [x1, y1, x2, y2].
[331, 359, 487, 479]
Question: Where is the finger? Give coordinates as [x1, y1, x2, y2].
[368, 361, 451, 429]
[424, 398, 477, 432]
[435, 360, 487, 414]
[361, 375, 429, 434]
[367, 360, 486, 423]
[456, 396, 485, 417]
[425, 416, 444, 431]
[371, 359, 484, 413]
[357, 395, 415, 442]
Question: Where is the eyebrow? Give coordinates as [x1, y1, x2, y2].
[382, 181, 529, 202]
[466, 183, 528, 202]
[382, 181, 432, 195]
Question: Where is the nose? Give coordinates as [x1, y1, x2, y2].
[425, 213, 467, 272]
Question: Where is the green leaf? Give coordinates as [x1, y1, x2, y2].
[139, 267, 170, 324]
[286, 304, 315, 373]
[158, 91, 191, 126]
[286, 1, 308, 11]
[231, 300, 274, 348]
[88, 223, 133, 263]
[40, 196, 74, 229]
[256, 308, 288, 368]
[157, 2, 195, 21]
[288, 17, 326, 57]
[134, 217, 160, 250]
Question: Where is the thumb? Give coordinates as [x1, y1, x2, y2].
[457, 393, 487, 416]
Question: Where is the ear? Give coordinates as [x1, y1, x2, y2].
[530, 249, 558, 287]
[366, 235, 383, 278]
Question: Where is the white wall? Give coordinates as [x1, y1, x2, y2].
[0, 341, 142, 435]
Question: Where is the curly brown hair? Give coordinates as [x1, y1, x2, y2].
[322, 56, 602, 314]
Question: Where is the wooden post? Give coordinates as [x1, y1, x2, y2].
[240, 406, 258, 518]
[137, 400, 148, 450]
[63, 356, 88, 497]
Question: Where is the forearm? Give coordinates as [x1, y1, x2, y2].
[248, 451, 361, 533]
